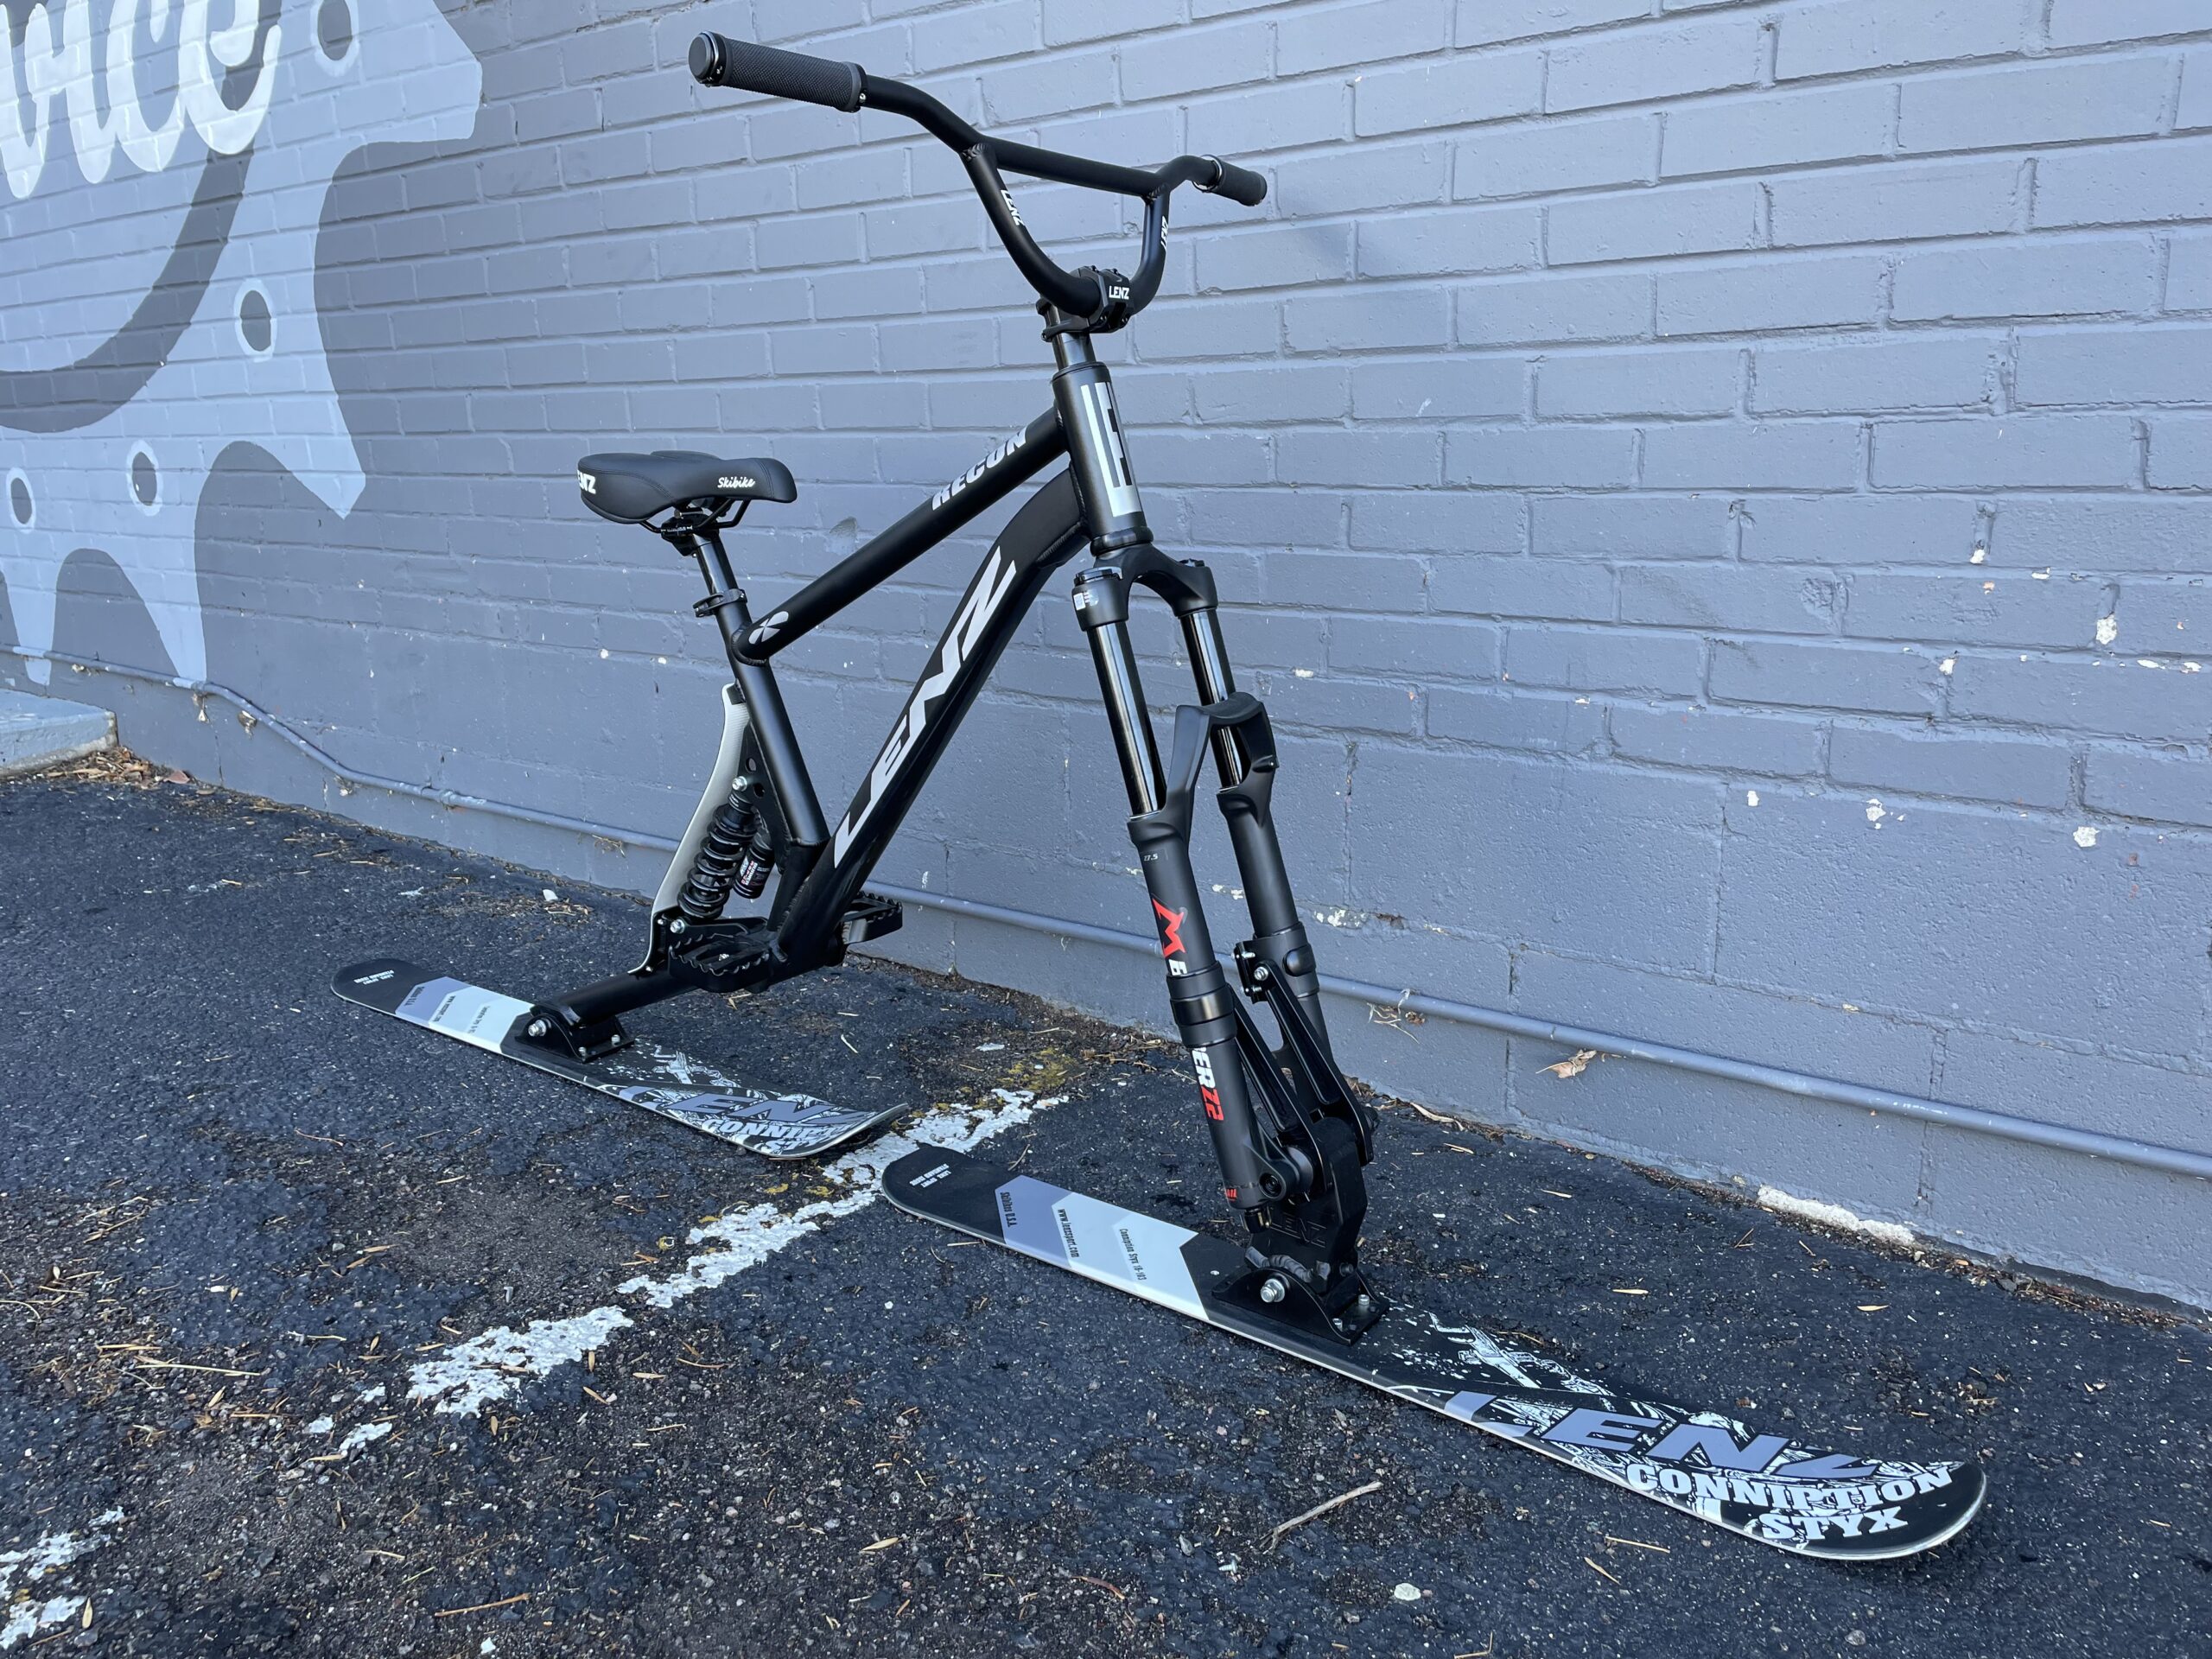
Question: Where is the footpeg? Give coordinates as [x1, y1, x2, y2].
[842, 892, 904, 945]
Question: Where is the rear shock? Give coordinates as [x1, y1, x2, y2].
[676, 776, 771, 922]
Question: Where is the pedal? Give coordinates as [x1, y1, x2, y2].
[841, 892, 904, 945]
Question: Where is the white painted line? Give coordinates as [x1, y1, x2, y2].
[0, 1599, 79, 1649]
[334, 1421, 394, 1458]
[407, 1091, 1049, 1417]
[0, 1510, 121, 1649]
[622, 1090, 1046, 1308]
[408, 1306, 632, 1419]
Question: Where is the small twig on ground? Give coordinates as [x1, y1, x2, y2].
[434, 1594, 530, 1619]
[1267, 1478, 1383, 1548]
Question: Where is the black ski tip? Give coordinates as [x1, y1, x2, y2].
[1793, 1458, 1987, 1562]
[730, 1099, 910, 1162]
[882, 1145, 994, 1211]
[884, 1144, 953, 1187]
[332, 957, 421, 1001]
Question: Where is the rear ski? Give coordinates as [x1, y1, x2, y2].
[335, 958, 903, 1160]
[884, 1147, 1986, 1561]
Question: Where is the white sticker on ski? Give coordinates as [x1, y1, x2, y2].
[399, 977, 533, 1052]
[995, 1177, 1205, 1319]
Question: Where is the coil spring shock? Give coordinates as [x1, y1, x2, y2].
[677, 779, 762, 924]
[734, 817, 776, 900]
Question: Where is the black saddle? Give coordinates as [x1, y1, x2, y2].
[576, 450, 798, 525]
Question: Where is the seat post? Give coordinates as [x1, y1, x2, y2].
[669, 520, 754, 677]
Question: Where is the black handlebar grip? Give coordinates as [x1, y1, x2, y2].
[1202, 157, 1268, 207]
[690, 32, 865, 114]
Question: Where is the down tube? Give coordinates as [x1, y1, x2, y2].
[773, 471, 1090, 961]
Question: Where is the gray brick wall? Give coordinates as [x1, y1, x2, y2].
[9, 0, 2212, 1306]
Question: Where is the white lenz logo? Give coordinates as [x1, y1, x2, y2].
[718, 475, 756, 491]
[577, 472, 596, 494]
[832, 550, 1020, 864]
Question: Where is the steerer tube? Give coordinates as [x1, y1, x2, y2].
[1052, 332, 1152, 553]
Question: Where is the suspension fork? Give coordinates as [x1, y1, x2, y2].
[1073, 550, 1383, 1339]
[1176, 588, 1335, 1047]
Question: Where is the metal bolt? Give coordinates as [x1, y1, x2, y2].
[1259, 1275, 1287, 1305]
[669, 917, 687, 934]
[1355, 1294, 1374, 1315]
[526, 1020, 549, 1039]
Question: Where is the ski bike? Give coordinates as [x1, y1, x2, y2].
[338, 33, 1986, 1560]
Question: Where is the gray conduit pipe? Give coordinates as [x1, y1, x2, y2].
[868, 882, 2212, 1184]
[17, 645, 2212, 1185]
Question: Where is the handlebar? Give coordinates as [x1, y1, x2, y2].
[689, 33, 864, 112]
[689, 30, 1268, 328]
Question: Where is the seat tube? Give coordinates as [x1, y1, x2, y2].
[1074, 565, 1281, 1211]
[685, 527, 829, 852]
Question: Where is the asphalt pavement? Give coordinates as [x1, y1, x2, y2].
[2, 754, 2206, 1657]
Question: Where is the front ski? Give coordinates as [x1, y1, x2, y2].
[884, 1147, 1986, 1560]
[335, 957, 904, 1160]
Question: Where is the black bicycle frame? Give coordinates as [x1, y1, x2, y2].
[537, 396, 1078, 1034]
[528, 39, 1380, 1336]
